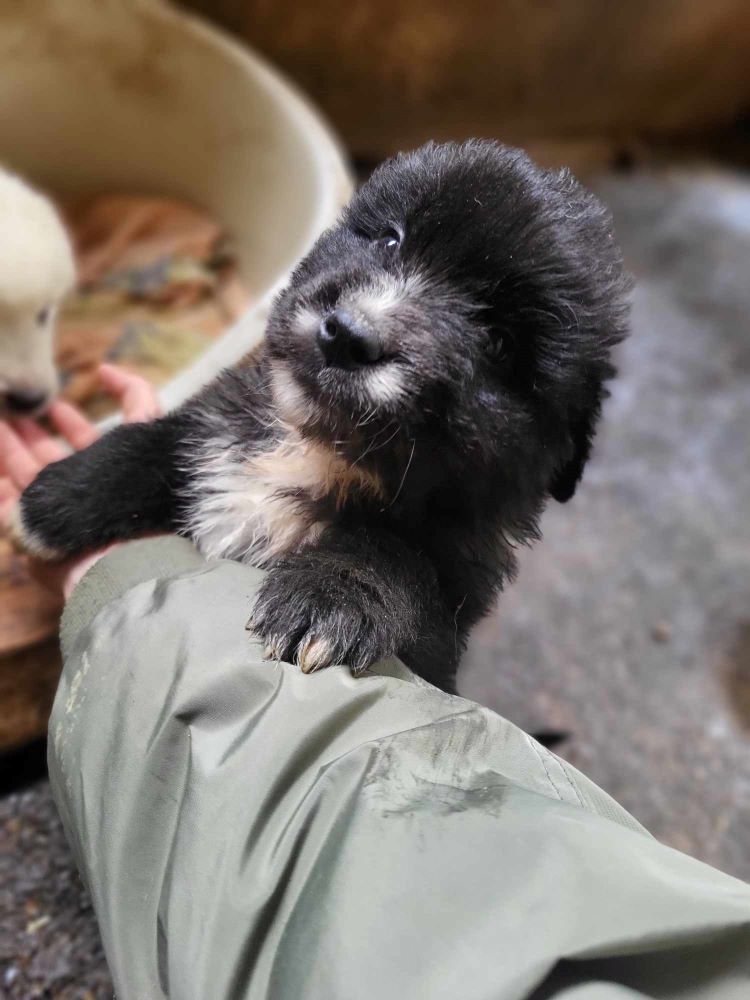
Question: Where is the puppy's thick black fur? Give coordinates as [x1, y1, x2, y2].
[16, 142, 629, 691]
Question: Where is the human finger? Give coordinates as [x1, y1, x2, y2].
[11, 417, 67, 466]
[0, 421, 41, 490]
[48, 399, 99, 451]
[98, 364, 162, 422]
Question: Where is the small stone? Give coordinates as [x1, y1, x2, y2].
[651, 621, 672, 643]
[25, 913, 50, 935]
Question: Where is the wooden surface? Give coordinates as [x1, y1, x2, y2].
[0, 534, 62, 751]
[183, 0, 750, 160]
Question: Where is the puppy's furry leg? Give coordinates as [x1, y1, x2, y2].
[248, 525, 458, 689]
[13, 414, 192, 559]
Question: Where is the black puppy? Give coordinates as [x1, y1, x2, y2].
[12, 141, 629, 691]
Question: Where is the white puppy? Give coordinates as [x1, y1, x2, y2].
[0, 168, 75, 415]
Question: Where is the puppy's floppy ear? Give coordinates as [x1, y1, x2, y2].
[549, 393, 603, 503]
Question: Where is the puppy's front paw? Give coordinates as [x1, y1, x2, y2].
[247, 564, 395, 675]
[10, 454, 97, 561]
[6, 500, 66, 561]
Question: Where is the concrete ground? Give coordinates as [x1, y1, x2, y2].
[2, 165, 749, 996]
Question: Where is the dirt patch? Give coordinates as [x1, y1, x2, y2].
[722, 623, 750, 735]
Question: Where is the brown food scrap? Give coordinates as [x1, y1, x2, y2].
[54, 195, 251, 418]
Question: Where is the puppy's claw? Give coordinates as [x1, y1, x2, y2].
[248, 567, 386, 676]
[297, 635, 334, 674]
[263, 637, 284, 661]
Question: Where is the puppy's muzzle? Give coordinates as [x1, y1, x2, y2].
[316, 309, 383, 368]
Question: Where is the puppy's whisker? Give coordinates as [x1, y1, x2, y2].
[453, 594, 468, 661]
[353, 421, 399, 464]
[388, 437, 415, 507]
[355, 404, 378, 429]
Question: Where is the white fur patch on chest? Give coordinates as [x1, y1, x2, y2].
[184, 432, 384, 565]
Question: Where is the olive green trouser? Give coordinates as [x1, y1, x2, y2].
[49, 538, 750, 999]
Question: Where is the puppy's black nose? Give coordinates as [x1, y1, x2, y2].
[317, 309, 383, 367]
[4, 388, 49, 414]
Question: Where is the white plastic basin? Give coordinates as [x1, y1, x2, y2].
[0, 0, 352, 411]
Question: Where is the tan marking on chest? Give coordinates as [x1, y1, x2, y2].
[248, 435, 384, 559]
[248, 434, 385, 509]
[189, 431, 385, 565]
[250, 435, 386, 560]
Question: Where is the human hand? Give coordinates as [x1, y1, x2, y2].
[0, 364, 162, 600]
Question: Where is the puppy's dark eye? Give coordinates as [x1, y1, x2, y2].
[375, 226, 402, 249]
[36, 306, 51, 326]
